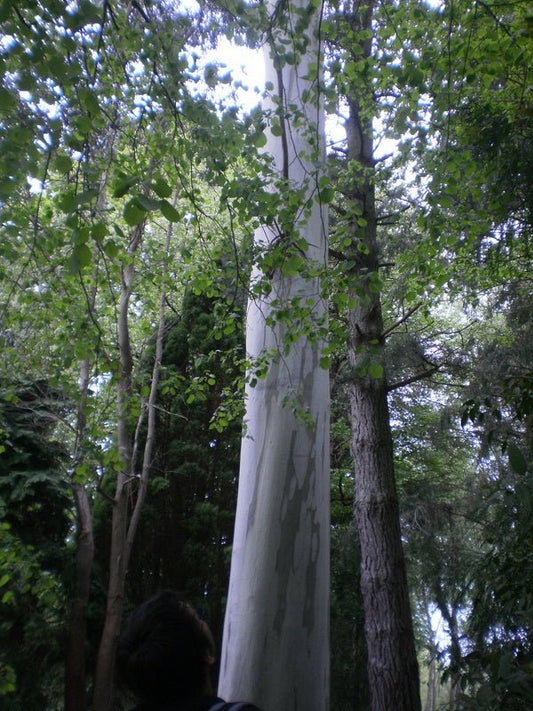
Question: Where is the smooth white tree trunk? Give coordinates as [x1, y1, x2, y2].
[219, 3, 330, 709]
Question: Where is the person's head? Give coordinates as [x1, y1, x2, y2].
[116, 591, 216, 705]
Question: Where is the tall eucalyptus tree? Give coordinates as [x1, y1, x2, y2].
[218, 1, 331, 708]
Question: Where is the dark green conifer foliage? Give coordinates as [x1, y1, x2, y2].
[0, 382, 70, 550]
[94, 288, 245, 652]
[0, 381, 71, 708]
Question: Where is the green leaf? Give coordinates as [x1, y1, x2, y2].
[0, 87, 17, 114]
[252, 131, 268, 148]
[103, 240, 119, 258]
[152, 177, 172, 198]
[368, 362, 384, 379]
[75, 243, 92, 267]
[113, 174, 138, 198]
[2, 590, 14, 604]
[78, 87, 100, 116]
[74, 115, 93, 133]
[73, 462, 90, 484]
[123, 198, 145, 226]
[159, 199, 181, 222]
[135, 194, 160, 212]
[73, 226, 90, 245]
[75, 188, 99, 205]
[0, 0, 14, 22]
[204, 63, 219, 88]
[320, 186, 335, 204]
[55, 153, 73, 173]
[91, 222, 108, 242]
[68, 244, 92, 273]
[58, 192, 77, 213]
[281, 254, 303, 276]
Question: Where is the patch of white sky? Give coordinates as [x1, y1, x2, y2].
[18, 0, 443, 191]
[196, 0, 441, 159]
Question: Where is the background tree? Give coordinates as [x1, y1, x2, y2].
[325, 1, 422, 706]
[1, 1, 251, 706]
[100, 285, 246, 650]
[373, 1, 533, 706]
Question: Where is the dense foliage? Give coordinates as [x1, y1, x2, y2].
[0, 0, 532, 708]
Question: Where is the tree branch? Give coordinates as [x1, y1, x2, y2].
[382, 302, 423, 339]
[387, 364, 440, 393]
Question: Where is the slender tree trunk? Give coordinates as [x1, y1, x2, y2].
[65, 359, 95, 711]
[424, 602, 439, 711]
[219, 2, 330, 709]
[65, 123, 119, 710]
[92, 225, 142, 711]
[444, 605, 462, 710]
[64, 483, 94, 710]
[92, 220, 172, 710]
[343, 4, 421, 709]
[424, 654, 438, 711]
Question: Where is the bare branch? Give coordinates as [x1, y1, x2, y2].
[387, 365, 441, 393]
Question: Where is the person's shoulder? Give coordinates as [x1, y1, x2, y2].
[209, 701, 262, 711]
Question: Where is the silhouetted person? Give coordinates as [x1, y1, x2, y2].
[116, 590, 261, 711]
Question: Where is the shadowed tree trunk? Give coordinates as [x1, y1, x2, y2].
[342, 2, 421, 709]
[64, 357, 94, 711]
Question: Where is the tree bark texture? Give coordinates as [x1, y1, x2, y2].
[343, 3, 421, 709]
[219, 2, 330, 709]
[349, 374, 420, 711]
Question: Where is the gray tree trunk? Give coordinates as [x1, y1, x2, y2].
[218, 2, 330, 709]
[64, 353, 94, 710]
[65, 483, 94, 711]
[65, 134, 115, 710]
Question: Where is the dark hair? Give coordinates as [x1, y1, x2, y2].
[116, 591, 215, 704]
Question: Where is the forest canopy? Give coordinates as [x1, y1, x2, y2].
[0, 1, 532, 710]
